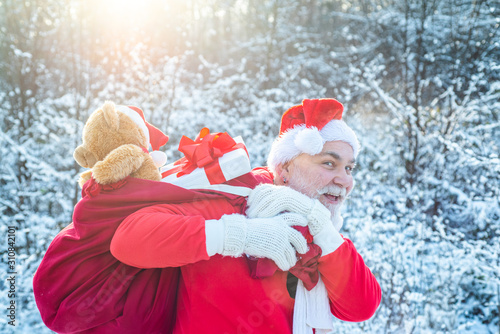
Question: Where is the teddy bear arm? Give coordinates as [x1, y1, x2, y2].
[131, 155, 162, 182]
[92, 144, 149, 185]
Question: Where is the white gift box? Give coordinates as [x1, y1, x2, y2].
[160, 136, 251, 189]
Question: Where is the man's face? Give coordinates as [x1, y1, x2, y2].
[282, 141, 356, 215]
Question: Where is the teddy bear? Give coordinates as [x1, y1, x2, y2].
[34, 101, 174, 334]
[73, 101, 168, 187]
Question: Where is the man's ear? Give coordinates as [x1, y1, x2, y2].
[275, 162, 291, 185]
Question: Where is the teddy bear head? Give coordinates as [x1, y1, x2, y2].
[74, 101, 149, 168]
[74, 101, 168, 186]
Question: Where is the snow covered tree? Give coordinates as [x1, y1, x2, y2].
[1, 0, 498, 332]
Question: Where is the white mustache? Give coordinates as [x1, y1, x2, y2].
[316, 185, 347, 199]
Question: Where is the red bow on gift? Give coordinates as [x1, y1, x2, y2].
[162, 128, 247, 185]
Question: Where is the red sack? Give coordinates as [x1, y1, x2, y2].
[33, 177, 226, 333]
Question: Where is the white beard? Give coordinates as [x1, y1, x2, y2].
[287, 168, 347, 231]
[331, 207, 344, 231]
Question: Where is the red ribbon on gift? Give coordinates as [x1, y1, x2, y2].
[162, 127, 248, 185]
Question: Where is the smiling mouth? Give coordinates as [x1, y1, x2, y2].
[323, 193, 343, 203]
[317, 185, 347, 204]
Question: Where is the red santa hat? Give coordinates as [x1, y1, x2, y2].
[267, 98, 359, 173]
[116, 105, 169, 168]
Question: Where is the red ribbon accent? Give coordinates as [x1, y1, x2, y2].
[84, 177, 129, 198]
[289, 243, 322, 291]
[162, 127, 248, 185]
[247, 226, 322, 291]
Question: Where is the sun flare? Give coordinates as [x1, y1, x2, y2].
[97, 0, 156, 29]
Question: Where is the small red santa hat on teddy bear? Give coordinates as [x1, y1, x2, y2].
[116, 105, 169, 168]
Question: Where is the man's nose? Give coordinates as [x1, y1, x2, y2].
[332, 170, 351, 188]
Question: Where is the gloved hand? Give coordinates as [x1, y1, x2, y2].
[246, 184, 344, 256]
[246, 184, 331, 232]
[205, 212, 308, 271]
[247, 184, 317, 218]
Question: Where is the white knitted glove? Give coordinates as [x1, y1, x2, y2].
[309, 209, 345, 256]
[247, 184, 330, 232]
[205, 213, 308, 271]
[247, 184, 344, 256]
[247, 184, 316, 218]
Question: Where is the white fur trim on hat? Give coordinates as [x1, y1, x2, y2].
[116, 105, 150, 145]
[267, 119, 359, 174]
[294, 127, 324, 155]
[320, 119, 359, 157]
[150, 150, 168, 168]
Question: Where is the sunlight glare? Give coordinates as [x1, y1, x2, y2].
[102, 0, 151, 25]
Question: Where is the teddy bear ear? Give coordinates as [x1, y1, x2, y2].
[102, 101, 120, 131]
[74, 145, 99, 168]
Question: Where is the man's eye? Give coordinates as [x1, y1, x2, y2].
[323, 161, 334, 167]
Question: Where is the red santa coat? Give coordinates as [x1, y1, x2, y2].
[33, 174, 264, 333]
[111, 168, 381, 333]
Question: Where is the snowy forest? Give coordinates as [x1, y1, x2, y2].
[0, 0, 499, 332]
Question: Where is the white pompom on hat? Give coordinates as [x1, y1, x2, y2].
[116, 105, 169, 168]
[267, 98, 359, 173]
